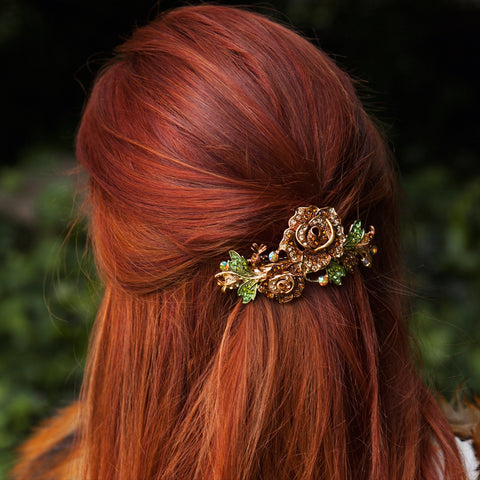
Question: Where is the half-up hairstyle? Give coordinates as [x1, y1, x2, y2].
[14, 5, 467, 480]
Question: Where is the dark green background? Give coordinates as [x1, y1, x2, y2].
[1, 0, 479, 476]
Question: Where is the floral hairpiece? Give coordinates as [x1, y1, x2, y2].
[215, 206, 377, 304]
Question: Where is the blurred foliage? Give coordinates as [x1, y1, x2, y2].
[0, 154, 98, 477]
[404, 166, 480, 394]
[1, 0, 479, 477]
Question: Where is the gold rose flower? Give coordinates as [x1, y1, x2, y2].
[278, 206, 346, 274]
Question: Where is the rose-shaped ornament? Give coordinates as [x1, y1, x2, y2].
[278, 206, 346, 274]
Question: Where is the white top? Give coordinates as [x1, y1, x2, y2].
[456, 437, 478, 480]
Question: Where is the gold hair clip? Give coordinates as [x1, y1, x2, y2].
[215, 206, 377, 304]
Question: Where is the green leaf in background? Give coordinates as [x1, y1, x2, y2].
[0, 153, 98, 477]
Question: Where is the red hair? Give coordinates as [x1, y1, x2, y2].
[12, 5, 466, 480]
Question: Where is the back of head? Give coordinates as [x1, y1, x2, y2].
[76, 5, 464, 480]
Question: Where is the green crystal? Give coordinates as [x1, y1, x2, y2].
[238, 280, 258, 303]
[228, 250, 251, 276]
[326, 261, 346, 285]
[344, 220, 365, 249]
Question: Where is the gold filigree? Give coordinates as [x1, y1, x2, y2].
[215, 206, 376, 304]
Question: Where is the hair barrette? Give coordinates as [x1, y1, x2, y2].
[215, 206, 377, 304]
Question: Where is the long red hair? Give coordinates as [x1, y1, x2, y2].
[12, 5, 466, 480]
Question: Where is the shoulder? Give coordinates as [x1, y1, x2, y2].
[440, 395, 480, 479]
[10, 402, 81, 480]
[455, 436, 478, 480]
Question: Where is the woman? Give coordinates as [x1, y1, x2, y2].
[12, 5, 479, 480]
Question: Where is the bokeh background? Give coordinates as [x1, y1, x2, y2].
[1, 0, 479, 476]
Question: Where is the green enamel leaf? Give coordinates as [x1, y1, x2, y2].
[228, 250, 251, 276]
[326, 261, 346, 285]
[238, 280, 258, 304]
[344, 220, 364, 248]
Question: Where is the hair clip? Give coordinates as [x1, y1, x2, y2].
[215, 206, 377, 304]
